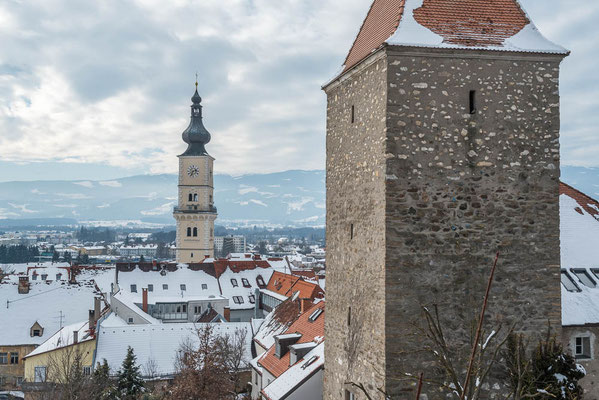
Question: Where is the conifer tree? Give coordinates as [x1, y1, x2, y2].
[117, 346, 144, 399]
[92, 359, 115, 400]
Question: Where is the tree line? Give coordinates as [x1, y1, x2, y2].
[0, 245, 40, 263]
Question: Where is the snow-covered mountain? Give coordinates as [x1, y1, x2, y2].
[0, 170, 325, 228]
[0, 166, 596, 228]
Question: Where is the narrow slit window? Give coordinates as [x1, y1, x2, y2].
[350, 223, 354, 240]
[469, 90, 476, 114]
[347, 306, 352, 326]
[351, 105, 355, 123]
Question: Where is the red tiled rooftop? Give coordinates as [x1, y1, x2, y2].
[343, 0, 533, 73]
[258, 302, 325, 378]
[560, 182, 599, 219]
[266, 271, 324, 300]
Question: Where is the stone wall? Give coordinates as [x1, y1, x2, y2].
[383, 47, 564, 398]
[324, 54, 388, 399]
[563, 326, 599, 398]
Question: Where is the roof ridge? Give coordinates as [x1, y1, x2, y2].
[560, 181, 599, 206]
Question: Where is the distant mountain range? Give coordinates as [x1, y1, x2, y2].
[0, 170, 325, 228]
[0, 166, 597, 229]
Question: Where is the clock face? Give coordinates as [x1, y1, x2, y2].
[187, 165, 200, 177]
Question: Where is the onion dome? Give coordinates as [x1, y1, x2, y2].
[181, 84, 211, 156]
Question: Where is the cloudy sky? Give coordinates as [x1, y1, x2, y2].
[0, 0, 597, 182]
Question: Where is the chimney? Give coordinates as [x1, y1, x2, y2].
[73, 330, 78, 344]
[88, 310, 95, 331]
[94, 297, 101, 321]
[223, 307, 230, 322]
[18, 276, 30, 294]
[142, 288, 148, 313]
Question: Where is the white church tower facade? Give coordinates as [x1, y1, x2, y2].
[174, 83, 217, 263]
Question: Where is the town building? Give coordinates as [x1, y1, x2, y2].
[260, 271, 324, 314]
[110, 257, 288, 323]
[173, 84, 217, 263]
[250, 300, 325, 400]
[215, 235, 247, 256]
[117, 244, 158, 259]
[323, 0, 569, 397]
[0, 266, 107, 390]
[560, 182, 599, 394]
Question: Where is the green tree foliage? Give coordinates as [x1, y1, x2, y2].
[91, 359, 116, 400]
[0, 245, 40, 263]
[504, 331, 586, 399]
[117, 347, 145, 399]
[77, 226, 116, 243]
[257, 241, 268, 255]
[63, 251, 72, 264]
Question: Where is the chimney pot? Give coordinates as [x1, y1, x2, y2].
[94, 297, 101, 320]
[223, 307, 230, 322]
[73, 330, 78, 344]
[88, 310, 95, 331]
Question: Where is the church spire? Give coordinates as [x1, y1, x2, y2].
[181, 80, 211, 156]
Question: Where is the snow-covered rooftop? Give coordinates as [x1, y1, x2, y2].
[25, 320, 94, 358]
[261, 342, 324, 400]
[0, 273, 104, 346]
[95, 320, 252, 377]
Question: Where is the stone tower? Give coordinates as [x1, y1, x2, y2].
[323, 0, 569, 398]
[174, 84, 217, 263]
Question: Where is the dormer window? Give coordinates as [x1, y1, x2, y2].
[32, 274, 37, 281]
[41, 274, 47, 281]
[231, 279, 238, 287]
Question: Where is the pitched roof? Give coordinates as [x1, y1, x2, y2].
[266, 271, 324, 301]
[258, 302, 325, 378]
[341, 0, 567, 74]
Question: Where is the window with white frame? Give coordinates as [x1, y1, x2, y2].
[575, 336, 592, 359]
[233, 296, 244, 304]
[231, 279, 238, 287]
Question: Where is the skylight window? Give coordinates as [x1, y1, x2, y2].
[163, 284, 168, 290]
[233, 296, 244, 304]
[572, 269, 596, 288]
[242, 278, 250, 288]
[256, 276, 265, 287]
[201, 284, 208, 290]
[231, 279, 238, 287]
[148, 284, 153, 292]
[249, 295, 255, 304]
[301, 355, 318, 370]
[130, 284, 137, 293]
[561, 271, 581, 292]
[308, 308, 323, 322]
[180, 284, 186, 291]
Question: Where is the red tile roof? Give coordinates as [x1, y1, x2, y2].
[266, 271, 324, 300]
[343, 0, 533, 73]
[344, 0, 405, 73]
[560, 182, 599, 219]
[258, 301, 325, 378]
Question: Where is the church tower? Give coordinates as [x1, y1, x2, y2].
[323, 0, 568, 398]
[174, 83, 217, 263]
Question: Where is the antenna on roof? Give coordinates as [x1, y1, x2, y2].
[195, 72, 198, 89]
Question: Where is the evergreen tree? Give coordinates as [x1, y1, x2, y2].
[92, 359, 115, 400]
[76, 251, 83, 264]
[257, 241, 268, 256]
[82, 254, 90, 264]
[117, 346, 144, 399]
[139, 255, 145, 263]
[63, 251, 72, 264]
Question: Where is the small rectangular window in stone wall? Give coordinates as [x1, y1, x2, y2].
[575, 336, 591, 359]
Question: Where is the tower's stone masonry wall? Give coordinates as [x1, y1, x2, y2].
[324, 55, 388, 399]
[383, 48, 563, 398]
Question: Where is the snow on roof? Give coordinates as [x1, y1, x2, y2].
[0, 275, 103, 346]
[25, 320, 94, 358]
[339, 0, 567, 78]
[77, 267, 114, 295]
[218, 266, 275, 310]
[0, 262, 71, 275]
[116, 265, 222, 304]
[560, 184, 599, 326]
[95, 321, 252, 377]
[262, 342, 324, 400]
[253, 298, 302, 350]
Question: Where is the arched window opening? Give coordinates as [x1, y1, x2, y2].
[193, 193, 198, 202]
[188, 193, 193, 202]
[193, 227, 198, 237]
[187, 227, 192, 237]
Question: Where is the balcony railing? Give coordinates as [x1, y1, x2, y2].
[173, 205, 217, 214]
